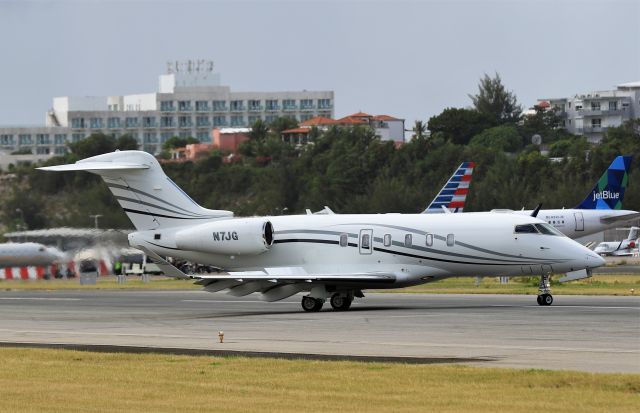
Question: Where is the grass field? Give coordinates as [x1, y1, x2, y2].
[0, 348, 638, 413]
[2, 274, 639, 296]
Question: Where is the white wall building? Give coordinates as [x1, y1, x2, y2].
[538, 81, 640, 143]
[0, 62, 334, 159]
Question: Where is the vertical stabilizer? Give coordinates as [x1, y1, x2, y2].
[423, 162, 475, 213]
[575, 155, 632, 210]
[38, 151, 233, 230]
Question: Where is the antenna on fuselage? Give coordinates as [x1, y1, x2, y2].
[531, 203, 543, 218]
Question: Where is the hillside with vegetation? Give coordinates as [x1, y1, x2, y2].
[1, 74, 639, 232]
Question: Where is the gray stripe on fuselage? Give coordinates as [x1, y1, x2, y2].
[106, 183, 211, 217]
[276, 229, 358, 238]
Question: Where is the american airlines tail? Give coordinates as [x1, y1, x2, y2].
[38, 151, 233, 230]
[575, 155, 632, 210]
[423, 162, 475, 213]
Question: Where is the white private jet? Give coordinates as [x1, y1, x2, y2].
[594, 227, 639, 257]
[0, 242, 65, 267]
[40, 151, 605, 310]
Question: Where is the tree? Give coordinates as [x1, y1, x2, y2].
[469, 73, 522, 125]
[162, 136, 199, 150]
[469, 125, 522, 152]
[427, 108, 491, 145]
[115, 134, 139, 151]
[67, 133, 116, 158]
[248, 119, 269, 142]
[268, 117, 298, 136]
[412, 120, 428, 140]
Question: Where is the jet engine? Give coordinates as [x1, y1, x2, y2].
[175, 218, 274, 256]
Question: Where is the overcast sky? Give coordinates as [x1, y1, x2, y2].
[0, 0, 638, 126]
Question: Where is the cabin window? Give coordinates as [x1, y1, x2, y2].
[154, 234, 161, 240]
[515, 224, 538, 234]
[405, 234, 412, 247]
[361, 234, 371, 250]
[383, 234, 391, 247]
[426, 233, 433, 247]
[534, 223, 564, 236]
[446, 233, 455, 247]
[340, 233, 348, 247]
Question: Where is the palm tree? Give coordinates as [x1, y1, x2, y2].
[412, 120, 427, 140]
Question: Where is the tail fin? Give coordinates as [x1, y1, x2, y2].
[575, 155, 632, 210]
[39, 150, 233, 230]
[423, 162, 475, 214]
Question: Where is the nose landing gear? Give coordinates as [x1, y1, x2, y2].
[537, 274, 553, 306]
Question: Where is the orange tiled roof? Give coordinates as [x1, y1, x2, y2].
[281, 127, 310, 134]
[300, 116, 338, 127]
[373, 114, 400, 121]
[336, 116, 369, 125]
[348, 111, 372, 118]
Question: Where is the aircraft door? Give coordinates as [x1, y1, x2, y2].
[574, 212, 584, 232]
[359, 229, 373, 255]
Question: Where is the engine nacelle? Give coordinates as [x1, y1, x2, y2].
[175, 218, 274, 256]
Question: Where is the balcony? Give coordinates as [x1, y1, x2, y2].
[229, 106, 246, 113]
[283, 105, 298, 112]
[248, 106, 264, 112]
[300, 105, 316, 111]
[580, 126, 609, 134]
[265, 105, 281, 112]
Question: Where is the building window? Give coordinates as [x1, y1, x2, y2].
[590, 102, 600, 111]
[248, 100, 262, 111]
[300, 114, 313, 122]
[282, 99, 296, 110]
[248, 115, 261, 125]
[107, 117, 121, 129]
[36, 134, 50, 145]
[300, 99, 314, 110]
[266, 100, 279, 111]
[592, 118, 601, 128]
[71, 133, 84, 143]
[36, 147, 50, 155]
[18, 134, 33, 145]
[196, 116, 210, 127]
[125, 117, 139, 128]
[446, 234, 455, 247]
[340, 233, 348, 247]
[196, 131, 209, 142]
[230, 115, 245, 126]
[575, 104, 583, 111]
[54, 147, 66, 155]
[160, 101, 175, 111]
[0, 134, 14, 145]
[160, 132, 173, 143]
[195, 100, 209, 112]
[383, 234, 391, 247]
[89, 118, 103, 129]
[318, 98, 331, 109]
[71, 118, 85, 128]
[230, 100, 244, 112]
[426, 233, 433, 247]
[143, 117, 156, 128]
[213, 116, 227, 127]
[178, 116, 192, 128]
[265, 115, 278, 123]
[213, 100, 227, 112]
[160, 117, 174, 127]
[405, 234, 412, 247]
[178, 131, 191, 138]
[54, 134, 66, 145]
[143, 132, 158, 143]
[178, 100, 192, 111]
[609, 101, 617, 111]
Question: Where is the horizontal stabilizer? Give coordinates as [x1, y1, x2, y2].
[38, 161, 149, 172]
[135, 245, 190, 280]
[600, 212, 640, 224]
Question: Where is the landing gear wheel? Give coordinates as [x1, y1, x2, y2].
[301, 296, 323, 312]
[330, 293, 352, 311]
[537, 294, 553, 306]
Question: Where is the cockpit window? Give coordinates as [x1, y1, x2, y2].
[534, 223, 565, 236]
[515, 224, 539, 234]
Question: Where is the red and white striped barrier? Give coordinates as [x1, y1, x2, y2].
[0, 260, 111, 281]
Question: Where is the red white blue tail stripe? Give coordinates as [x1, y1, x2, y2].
[423, 162, 475, 213]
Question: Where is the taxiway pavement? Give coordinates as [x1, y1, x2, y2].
[0, 290, 638, 373]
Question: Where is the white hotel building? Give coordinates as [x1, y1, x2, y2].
[0, 66, 334, 157]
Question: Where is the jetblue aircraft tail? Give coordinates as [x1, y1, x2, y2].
[38, 151, 233, 230]
[575, 155, 632, 210]
[423, 162, 475, 213]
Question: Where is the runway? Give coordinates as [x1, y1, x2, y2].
[0, 290, 638, 373]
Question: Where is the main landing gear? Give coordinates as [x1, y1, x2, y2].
[536, 274, 553, 306]
[301, 291, 357, 312]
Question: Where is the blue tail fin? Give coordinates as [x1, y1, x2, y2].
[575, 155, 632, 210]
[423, 162, 475, 213]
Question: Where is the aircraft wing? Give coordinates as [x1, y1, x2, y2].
[38, 161, 149, 172]
[599, 212, 640, 224]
